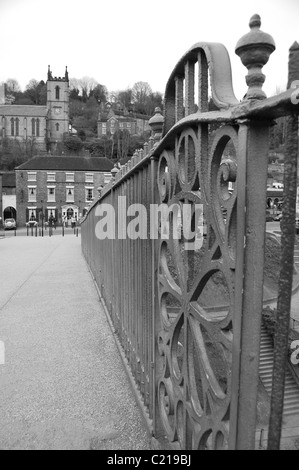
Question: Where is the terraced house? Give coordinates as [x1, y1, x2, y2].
[15, 156, 113, 226]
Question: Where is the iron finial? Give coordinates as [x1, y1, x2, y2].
[235, 14, 276, 100]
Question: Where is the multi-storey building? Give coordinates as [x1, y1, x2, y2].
[0, 67, 69, 152]
[15, 156, 113, 226]
[97, 103, 150, 138]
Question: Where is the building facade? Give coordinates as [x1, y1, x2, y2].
[0, 67, 69, 152]
[97, 104, 150, 138]
[15, 156, 113, 226]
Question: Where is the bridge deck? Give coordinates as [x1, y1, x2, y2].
[0, 230, 151, 450]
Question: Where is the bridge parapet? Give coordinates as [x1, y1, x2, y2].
[81, 15, 299, 450]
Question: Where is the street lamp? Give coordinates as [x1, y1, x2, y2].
[40, 201, 44, 237]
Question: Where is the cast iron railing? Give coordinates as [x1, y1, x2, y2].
[81, 15, 299, 450]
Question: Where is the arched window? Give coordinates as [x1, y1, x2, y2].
[32, 118, 35, 136]
[36, 119, 40, 137]
[56, 123, 59, 132]
[15, 118, 19, 136]
[55, 86, 60, 100]
[11, 118, 14, 136]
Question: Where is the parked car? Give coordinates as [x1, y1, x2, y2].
[296, 218, 299, 234]
[4, 218, 16, 230]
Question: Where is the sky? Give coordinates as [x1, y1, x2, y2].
[0, 0, 298, 101]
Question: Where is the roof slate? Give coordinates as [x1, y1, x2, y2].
[16, 156, 114, 172]
[0, 105, 48, 117]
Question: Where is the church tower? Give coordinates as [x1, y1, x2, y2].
[47, 66, 69, 149]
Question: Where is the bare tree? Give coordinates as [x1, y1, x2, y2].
[5, 78, 21, 94]
[79, 77, 98, 101]
[132, 81, 152, 113]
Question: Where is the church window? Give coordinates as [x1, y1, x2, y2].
[32, 118, 35, 136]
[11, 118, 14, 136]
[56, 123, 59, 132]
[55, 86, 60, 100]
[15, 118, 19, 136]
[36, 119, 40, 137]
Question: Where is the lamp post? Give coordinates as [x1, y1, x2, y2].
[40, 201, 44, 237]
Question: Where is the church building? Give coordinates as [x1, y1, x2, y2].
[0, 66, 70, 152]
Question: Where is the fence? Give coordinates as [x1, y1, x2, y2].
[81, 15, 299, 450]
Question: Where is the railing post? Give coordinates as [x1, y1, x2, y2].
[230, 120, 271, 450]
[268, 41, 299, 450]
[230, 14, 275, 450]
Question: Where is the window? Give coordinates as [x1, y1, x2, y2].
[85, 173, 94, 183]
[65, 172, 74, 182]
[47, 187, 56, 203]
[127, 122, 131, 128]
[55, 123, 59, 132]
[47, 171, 56, 181]
[104, 173, 112, 184]
[27, 172, 37, 182]
[120, 122, 124, 128]
[28, 186, 37, 202]
[66, 187, 74, 203]
[31, 119, 40, 137]
[85, 187, 94, 202]
[102, 128, 106, 135]
[47, 172, 56, 182]
[55, 86, 60, 100]
[102, 123, 106, 128]
[47, 208, 56, 221]
[11, 118, 14, 136]
[15, 118, 19, 136]
[28, 209, 36, 221]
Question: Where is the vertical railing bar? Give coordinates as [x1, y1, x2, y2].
[268, 42, 299, 449]
[138, 170, 142, 384]
[234, 121, 271, 449]
[129, 176, 134, 373]
[268, 119, 298, 450]
[175, 76, 184, 122]
[229, 122, 247, 450]
[151, 154, 158, 431]
[185, 60, 195, 116]
[197, 51, 209, 113]
[141, 167, 146, 400]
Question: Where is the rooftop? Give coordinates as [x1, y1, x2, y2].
[0, 105, 48, 117]
[16, 156, 114, 172]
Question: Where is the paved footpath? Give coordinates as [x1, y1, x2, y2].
[0, 233, 151, 450]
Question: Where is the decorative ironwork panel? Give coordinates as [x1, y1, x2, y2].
[156, 120, 239, 449]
